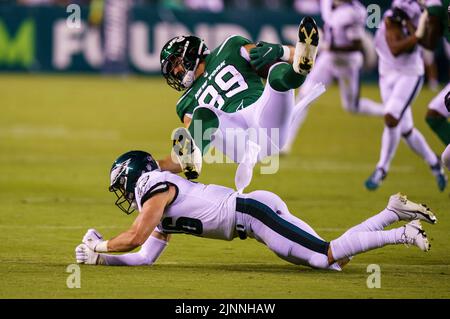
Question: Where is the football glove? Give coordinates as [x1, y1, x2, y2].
[250, 41, 285, 71]
[75, 243, 99, 265]
[82, 228, 108, 252]
[171, 127, 202, 180]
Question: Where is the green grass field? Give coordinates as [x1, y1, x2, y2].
[0, 74, 449, 298]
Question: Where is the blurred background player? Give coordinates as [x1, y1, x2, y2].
[415, 0, 450, 171]
[283, 0, 383, 154]
[365, 0, 447, 191]
[299, 0, 384, 117]
[76, 150, 437, 270]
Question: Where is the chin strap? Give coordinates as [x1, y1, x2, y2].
[181, 40, 206, 89]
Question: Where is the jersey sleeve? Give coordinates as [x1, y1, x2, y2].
[176, 91, 196, 122]
[135, 171, 172, 210]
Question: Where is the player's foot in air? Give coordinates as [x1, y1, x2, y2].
[172, 127, 202, 180]
[401, 220, 430, 252]
[387, 193, 437, 224]
[365, 167, 386, 191]
[293, 16, 319, 75]
[430, 156, 448, 191]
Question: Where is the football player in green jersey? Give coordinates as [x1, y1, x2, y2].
[157, 17, 324, 187]
[415, 0, 450, 169]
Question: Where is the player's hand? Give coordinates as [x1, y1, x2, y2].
[75, 243, 99, 265]
[171, 127, 202, 180]
[82, 228, 104, 252]
[250, 42, 284, 71]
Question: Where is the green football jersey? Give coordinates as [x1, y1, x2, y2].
[175, 35, 264, 122]
[427, 0, 450, 43]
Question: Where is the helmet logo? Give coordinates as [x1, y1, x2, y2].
[110, 158, 132, 187]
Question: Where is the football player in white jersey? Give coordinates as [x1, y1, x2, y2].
[365, 0, 447, 191]
[414, 0, 450, 171]
[298, 0, 384, 117]
[75, 151, 437, 270]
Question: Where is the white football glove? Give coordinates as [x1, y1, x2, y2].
[75, 243, 99, 265]
[82, 228, 108, 252]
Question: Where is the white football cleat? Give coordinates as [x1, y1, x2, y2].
[75, 243, 99, 265]
[387, 193, 437, 224]
[293, 16, 319, 75]
[401, 220, 430, 252]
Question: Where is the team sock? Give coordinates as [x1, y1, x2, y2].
[330, 227, 404, 260]
[357, 98, 384, 116]
[403, 128, 439, 168]
[268, 63, 306, 92]
[341, 208, 399, 236]
[376, 126, 401, 171]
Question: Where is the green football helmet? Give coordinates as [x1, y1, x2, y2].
[109, 150, 159, 214]
[160, 35, 209, 91]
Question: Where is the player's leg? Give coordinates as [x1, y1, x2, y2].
[400, 109, 447, 191]
[341, 193, 437, 238]
[442, 143, 450, 170]
[337, 61, 383, 116]
[267, 16, 319, 92]
[365, 74, 424, 190]
[425, 83, 450, 145]
[236, 190, 335, 270]
[330, 220, 431, 263]
[329, 194, 436, 263]
[281, 51, 334, 154]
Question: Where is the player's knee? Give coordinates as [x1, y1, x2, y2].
[384, 114, 399, 128]
[401, 128, 413, 138]
[308, 254, 330, 269]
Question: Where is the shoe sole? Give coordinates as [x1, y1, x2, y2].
[293, 17, 319, 74]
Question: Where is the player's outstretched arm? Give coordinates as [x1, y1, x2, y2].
[104, 190, 172, 252]
[76, 231, 170, 266]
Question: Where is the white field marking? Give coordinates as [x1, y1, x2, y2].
[0, 125, 120, 140]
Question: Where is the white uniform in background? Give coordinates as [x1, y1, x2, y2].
[365, 0, 445, 191]
[299, 0, 383, 115]
[282, 0, 383, 154]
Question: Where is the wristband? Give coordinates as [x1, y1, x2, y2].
[281, 45, 290, 61]
[95, 240, 109, 253]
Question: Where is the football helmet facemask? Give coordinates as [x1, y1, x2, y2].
[160, 35, 209, 91]
[109, 150, 159, 214]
